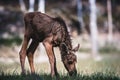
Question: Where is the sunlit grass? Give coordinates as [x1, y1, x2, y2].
[0, 56, 120, 80]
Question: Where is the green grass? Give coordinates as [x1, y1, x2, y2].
[99, 45, 120, 54]
[79, 48, 91, 53]
[0, 72, 119, 80]
[0, 54, 120, 80]
[79, 45, 120, 54]
[0, 37, 22, 46]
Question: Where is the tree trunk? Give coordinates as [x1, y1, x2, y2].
[38, 0, 45, 55]
[38, 0, 46, 59]
[38, 0, 45, 13]
[107, 0, 113, 43]
[77, 0, 84, 33]
[89, 0, 98, 56]
[28, 0, 35, 12]
[19, 0, 26, 12]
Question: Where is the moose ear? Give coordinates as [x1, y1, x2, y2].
[60, 43, 68, 53]
[72, 44, 80, 52]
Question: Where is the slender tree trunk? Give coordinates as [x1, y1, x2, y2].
[107, 0, 113, 43]
[89, 0, 98, 56]
[28, 0, 35, 12]
[19, 0, 26, 12]
[77, 0, 84, 33]
[38, 0, 46, 59]
[38, 0, 45, 13]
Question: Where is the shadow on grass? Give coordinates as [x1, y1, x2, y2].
[0, 72, 120, 80]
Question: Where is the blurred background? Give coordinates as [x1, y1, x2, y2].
[0, 0, 120, 76]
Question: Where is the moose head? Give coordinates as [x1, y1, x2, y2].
[60, 43, 79, 76]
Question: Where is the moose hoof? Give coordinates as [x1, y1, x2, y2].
[21, 71, 26, 76]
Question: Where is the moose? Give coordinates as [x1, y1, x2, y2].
[19, 12, 79, 77]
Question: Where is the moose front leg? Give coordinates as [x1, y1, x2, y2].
[43, 42, 58, 77]
[27, 40, 39, 74]
[19, 35, 30, 74]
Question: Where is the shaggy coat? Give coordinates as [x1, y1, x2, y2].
[19, 12, 79, 76]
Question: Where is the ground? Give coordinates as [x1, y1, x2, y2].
[0, 52, 120, 80]
[0, 35, 120, 80]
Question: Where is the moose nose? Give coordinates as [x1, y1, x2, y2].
[69, 69, 77, 76]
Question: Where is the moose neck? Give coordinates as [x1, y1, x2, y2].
[59, 35, 72, 58]
[54, 17, 72, 51]
[63, 32, 72, 50]
[60, 21, 72, 51]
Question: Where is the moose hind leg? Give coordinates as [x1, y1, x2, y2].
[27, 40, 39, 74]
[19, 35, 30, 74]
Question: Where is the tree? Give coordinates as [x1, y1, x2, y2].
[28, 0, 35, 12]
[38, 0, 46, 61]
[19, 0, 26, 12]
[38, 0, 45, 13]
[107, 0, 113, 43]
[77, 0, 84, 33]
[89, 0, 100, 60]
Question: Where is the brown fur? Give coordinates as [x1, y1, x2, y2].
[19, 12, 79, 77]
